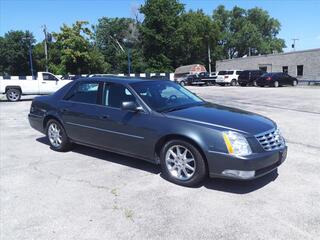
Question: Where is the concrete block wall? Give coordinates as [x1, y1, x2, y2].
[216, 48, 320, 81]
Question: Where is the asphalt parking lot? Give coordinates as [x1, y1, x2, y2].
[1, 86, 320, 240]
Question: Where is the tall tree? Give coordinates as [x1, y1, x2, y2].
[53, 21, 109, 74]
[140, 0, 185, 72]
[0, 30, 35, 75]
[95, 17, 144, 73]
[212, 5, 285, 59]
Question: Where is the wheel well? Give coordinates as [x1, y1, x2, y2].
[154, 134, 208, 167]
[43, 115, 62, 131]
[5, 86, 22, 93]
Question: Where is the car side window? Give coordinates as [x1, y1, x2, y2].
[104, 83, 136, 108]
[65, 82, 100, 104]
[43, 73, 59, 81]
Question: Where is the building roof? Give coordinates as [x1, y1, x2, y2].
[174, 64, 206, 74]
[217, 48, 320, 63]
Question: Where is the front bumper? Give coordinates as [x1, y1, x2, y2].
[206, 146, 287, 180]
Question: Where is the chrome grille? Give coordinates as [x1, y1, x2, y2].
[255, 128, 285, 151]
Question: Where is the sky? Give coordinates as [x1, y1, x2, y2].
[0, 0, 319, 52]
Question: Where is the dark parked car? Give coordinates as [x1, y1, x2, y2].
[28, 77, 287, 186]
[256, 72, 298, 87]
[238, 70, 265, 86]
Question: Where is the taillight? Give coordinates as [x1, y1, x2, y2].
[266, 77, 272, 81]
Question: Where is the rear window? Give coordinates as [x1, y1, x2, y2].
[236, 71, 242, 75]
[65, 82, 100, 104]
[239, 71, 249, 77]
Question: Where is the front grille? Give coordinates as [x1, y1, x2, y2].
[255, 128, 285, 151]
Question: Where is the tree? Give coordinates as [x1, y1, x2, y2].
[175, 10, 220, 69]
[140, 0, 185, 72]
[0, 30, 35, 75]
[53, 21, 109, 74]
[95, 17, 144, 73]
[212, 5, 285, 59]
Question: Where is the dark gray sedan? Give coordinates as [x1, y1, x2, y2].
[28, 77, 287, 186]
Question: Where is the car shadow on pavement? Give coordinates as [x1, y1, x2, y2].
[36, 137, 161, 175]
[37, 136, 278, 193]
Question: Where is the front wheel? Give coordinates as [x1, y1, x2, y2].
[46, 119, 72, 152]
[180, 81, 186, 86]
[6, 88, 21, 102]
[160, 140, 207, 187]
[292, 80, 298, 86]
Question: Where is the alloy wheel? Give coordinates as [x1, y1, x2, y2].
[165, 145, 196, 181]
[7, 90, 20, 101]
[48, 123, 62, 148]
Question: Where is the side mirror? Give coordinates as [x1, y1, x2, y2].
[121, 101, 142, 112]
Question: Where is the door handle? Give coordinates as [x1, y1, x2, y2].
[42, 82, 47, 84]
[99, 115, 110, 120]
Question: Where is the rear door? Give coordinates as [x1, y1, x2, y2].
[60, 81, 104, 145]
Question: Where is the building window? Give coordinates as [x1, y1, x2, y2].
[282, 66, 288, 73]
[259, 67, 267, 72]
[297, 65, 303, 76]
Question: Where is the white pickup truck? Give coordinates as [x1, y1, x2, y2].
[0, 72, 72, 101]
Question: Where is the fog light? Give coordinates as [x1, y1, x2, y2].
[222, 170, 255, 179]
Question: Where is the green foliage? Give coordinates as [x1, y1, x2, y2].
[140, 0, 185, 72]
[0, 30, 35, 75]
[212, 5, 286, 59]
[0, 1, 286, 75]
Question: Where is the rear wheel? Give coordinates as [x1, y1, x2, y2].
[46, 119, 72, 152]
[180, 81, 186, 86]
[240, 83, 247, 87]
[230, 79, 237, 86]
[253, 80, 257, 87]
[273, 81, 279, 88]
[160, 140, 207, 187]
[6, 88, 21, 102]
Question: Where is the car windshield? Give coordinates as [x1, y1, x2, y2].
[131, 81, 204, 112]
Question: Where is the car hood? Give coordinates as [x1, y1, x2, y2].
[164, 103, 276, 135]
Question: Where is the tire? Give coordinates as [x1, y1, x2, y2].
[180, 81, 186, 86]
[292, 80, 298, 86]
[273, 81, 279, 88]
[230, 79, 237, 86]
[6, 88, 21, 102]
[253, 80, 257, 87]
[46, 119, 72, 152]
[219, 83, 225, 86]
[160, 139, 207, 187]
[240, 83, 247, 87]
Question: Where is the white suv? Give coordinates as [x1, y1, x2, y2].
[216, 70, 242, 86]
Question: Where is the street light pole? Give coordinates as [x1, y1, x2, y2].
[42, 25, 49, 72]
[207, 44, 212, 75]
[23, 36, 34, 79]
[127, 47, 131, 75]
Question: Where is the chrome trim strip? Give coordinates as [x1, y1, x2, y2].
[66, 122, 144, 139]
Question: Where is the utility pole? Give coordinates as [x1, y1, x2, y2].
[207, 44, 212, 75]
[42, 25, 49, 72]
[292, 38, 299, 51]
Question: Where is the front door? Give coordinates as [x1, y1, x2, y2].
[92, 83, 156, 159]
[39, 73, 60, 94]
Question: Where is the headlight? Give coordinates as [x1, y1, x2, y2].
[223, 131, 252, 156]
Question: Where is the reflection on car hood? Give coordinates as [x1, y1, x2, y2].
[164, 102, 275, 135]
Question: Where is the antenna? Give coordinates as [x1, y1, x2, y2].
[291, 38, 299, 51]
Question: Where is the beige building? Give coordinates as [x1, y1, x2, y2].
[216, 48, 320, 81]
